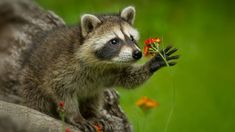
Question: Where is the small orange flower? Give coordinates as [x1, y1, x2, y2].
[145, 100, 158, 108]
[143, 37, 161, 57]
[155, 37, 161, 43]
[136, 96, 159, 111]
[136, 96, 148, 106]
[144, 38, 158, 45]
[58, 101, 65, 108]
[94, 124, 102, 132]
[144, 39, 150, 45]
[65, 128, 71, 132]
[143, 45, 150, 56]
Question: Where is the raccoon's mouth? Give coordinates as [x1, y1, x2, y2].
[111, 53, 138, 64]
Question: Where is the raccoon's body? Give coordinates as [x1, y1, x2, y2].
[20, 6, 179, 125]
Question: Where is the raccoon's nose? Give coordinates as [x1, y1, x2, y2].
[132, 50, 142, 60]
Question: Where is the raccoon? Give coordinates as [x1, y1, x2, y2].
[20, 6, 179, 126]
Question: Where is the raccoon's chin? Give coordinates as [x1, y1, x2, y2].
[111, 56, 137, 65]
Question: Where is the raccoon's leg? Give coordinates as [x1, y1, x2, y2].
[80, 92, 103, 120]
[22, 85, 58, 117]
[73, 93, 104, 132]
[118, 46, 179, 88]
[21, 75, 58, 116]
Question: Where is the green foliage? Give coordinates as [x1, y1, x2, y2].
[37, 0, 235, 131]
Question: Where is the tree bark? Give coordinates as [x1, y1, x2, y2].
[0, 0, 132, 131]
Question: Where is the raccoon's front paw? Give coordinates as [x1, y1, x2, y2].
[66, 114, 97, 132]
[78, 121, 97, 132]
[148, 45, 179, 73]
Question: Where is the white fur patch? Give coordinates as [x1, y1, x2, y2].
[93, 33, 116, 50]
[112, 46, 133, 62]
[114, 28, 125, 40]
[122, 24, 139, 41]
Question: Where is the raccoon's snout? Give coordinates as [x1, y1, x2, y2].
[132, 50, 142, 60]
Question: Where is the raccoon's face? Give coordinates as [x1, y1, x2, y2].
[78, 6, 142, 65]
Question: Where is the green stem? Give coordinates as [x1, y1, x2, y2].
[158, 50, 170, 67]
[148, 41, 175, 132]
[151, 45, 170, 67]
[60, 112, 65, 132]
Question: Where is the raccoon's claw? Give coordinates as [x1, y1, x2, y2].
[164, 47, 178, 56]
[83, 121, 97, 132]
[82, 119, 109, 132]
[72, 120, 97, 132]
[163, 45, 172, 53]
[166, 55, 180, 61]
[148, 45, 179, 73]
[65, 113, 94, 131]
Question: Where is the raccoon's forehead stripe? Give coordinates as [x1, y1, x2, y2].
[121, 24, 139, 41]
[114, 29, 125, 40]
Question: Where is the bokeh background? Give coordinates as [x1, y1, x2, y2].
[37, 0, 235, 132]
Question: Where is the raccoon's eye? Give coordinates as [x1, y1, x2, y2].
[130, 35, 135, 41]
[110, 38, 119, 45]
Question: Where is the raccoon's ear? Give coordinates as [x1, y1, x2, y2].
[120, 6, 136, 25]
[81, 14, 101, 37]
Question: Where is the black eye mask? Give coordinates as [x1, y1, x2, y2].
[95, 38, 123, 60]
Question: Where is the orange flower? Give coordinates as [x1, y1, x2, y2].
[143, 45, 150, 56]
[65, 128, 71, 132]
[144, 38, 158, 45]
[144, 37, 161, 45]
[155, 37, 161, 43]
[58, 101, 65, 108]
[143, 37, 161, 57]
[144, 39, 150, 45]
[136, 96, 159, 111]
[94, 124, 102, 132]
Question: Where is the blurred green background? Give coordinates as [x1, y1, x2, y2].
[37, 0, 235, 131]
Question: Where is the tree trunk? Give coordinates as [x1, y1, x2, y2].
[0, 0, 132, 131]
